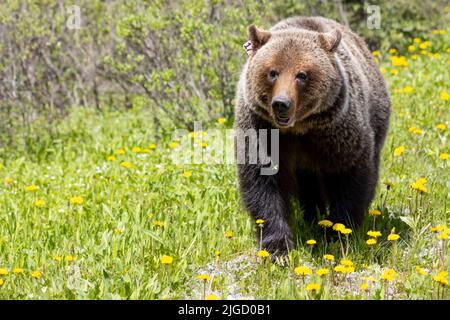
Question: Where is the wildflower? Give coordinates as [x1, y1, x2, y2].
[340, 259, 353, 267]
[369, 209, 381, 216]
[257, 250, 270, 258]
[334, 265, 345, 273]
[316, 268, 329, 277]
[206, 294, 219, 300]
[363, 276, 377, 282]
[390, 69, 399, 75]
[182, 171, 192, 178]
[408, 126, 423, 135]
[25, 185, 39, 192]
[440, 91, 450, 101]
[318, 220, 333, 228]
[107, 155, 116, 161]
[0, 268, 8, 276]
[116, 148, 126, 155]
[201, 131, 207, 137]
[388, 233, 400, 241]
[13, 268, 24, 275]
[380, 67, 387, 74]
[189, 132, 196, 138]
[306, 239, 316, 245]
[0, 279, 3, 286]
[411, 178, 428, 193]
[367, 231, 382, 238]
[413, 38, 421, 43]
[31, 271, 42, 279]
[438, 231, 449, 240]
[394, 146, 405, 157]
[439, 153, 449, 160]
[430, 224, 446, 233]
[306, 283, 321, 292]
[120, 161, 133, 168]
[403, 86, 413, 93]
[65, 255, 75, 262]
[391, 55, 408, 67]
[131, 147, 141, 153]
[153, 220, 164, 228]
[200, 142, 208, 148]
[215, 250, 220, 257]
[70, 196, 83, 205]
[323, 254, 334, 262]
[432, 271, 448, 286]
[218, 117, 226, 124]
[361, 283, 369, 291]
[4, 177, 13, 186]
[415, 266, 428, 276]
[149, 143, 157, 149]
[436, 124, 447, 131]
[197, 274, 211, 281]
[341, 228, 352, 235]
[366, 238, 377, 246]
[256, 219, 265, 225]
[225, 230, 233, 239]
[34, 199, 45, 207]
[332, 223, 345, 232]
[381, 269, 397, 282]
[294, 266, 313, 276]
[161, 255, 173, 265]
[408, 45, 415, 52]
[389, 48, 397, 54]
[411, 54, 418, 60]
[53, 256, 62, 262]
[114, 228, 124, 235]
[169, 141, 179, 149]
[372, 51, 380, 57]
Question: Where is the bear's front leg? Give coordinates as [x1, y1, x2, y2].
[237, 163, 294, 256]
[322, 166, 377, 229]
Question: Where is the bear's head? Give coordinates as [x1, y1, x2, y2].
[245, 25, 342, 130]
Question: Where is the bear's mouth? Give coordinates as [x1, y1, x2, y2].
[275, 114, 293, 127]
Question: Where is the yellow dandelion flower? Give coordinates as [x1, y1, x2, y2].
[107, 155, 116, 161]
[306, 239, 317, 245]
[415, 266, 428, 276]
[408, 126, 423, 135]
[388, 233, 400, 241]
[169, 141, 179, 149]
[53, 256, 62, 262]
[440, 91, 450, 101]
[200, 142, 208, 148]
[430, 224, 446, 233]
[390, 69, 399, 75]
[323, 254, 334, 262]
[116, 148, 126, 155]
[218, 117, 226, 124]
[215, 250, 220, 257]
[411, 54, 418, 60]
[436, 124, 447, 131]
[432, 272, 449, 286]
[372, 51, 380, 57]
[25, 185, 39, 192]
[201, 131, 207, 137]
[256, 219, 265, 225]
[389, 48, 397, 54]
[334, 265, 345, 273]
[438, 231, 449, 240]
[131, 147, 141, 153]
[161, 255, 173, 265]
[120, 161, 133, 168]
[403, 86, 413, 93]
[340, 259, 354, 267]
[341, 228, 352, 235]
[306, 283, 321, 292]
[65, 255, 75, 262]
[439, 153, 449, 160]
[69, 196, 83, 205]
[332, 223, 345, 232]
[257, 250, 270, 258]
[318, 219, 333, 228]
[197, 274, 211, 281]
[31, 271, 42, 279]
[316, 268, 329, 277]
[363, 276, 377, 282]
[148, 143, 156, 150]
[153, 220, 164, 228]
[394, 146, 406, 157]
[0, 279, 3, 286]
[369, 209, 381, 216]
[114, 228, 124, 235]
[13, 268, 24, 275]
[413, 38, 421, 43]
[206, 294, 219, 300]
[34, 199, 45, 207]
[381, 269, 397, 282]
[182, 171, 192, 178]
[189, 132, 196, 138]
[225, 230, 233, 239]
[411, 178, 428, 193]
[4, 177, 13, 186]
[294, 266, 313, 276]
[367, 230, 382, 238]
[361, 282, 369, 291]
[366, 238, 377, 246]
[0, 268, 9, 276]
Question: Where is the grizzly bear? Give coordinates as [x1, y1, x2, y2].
[234, 16, 391, 255]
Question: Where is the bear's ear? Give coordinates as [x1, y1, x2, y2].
[248, 25, 271, 54]
[319, 29, 341, 53]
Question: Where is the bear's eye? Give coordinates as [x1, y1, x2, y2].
[268, 70, 279, 82]
[295, 72, 308, 82]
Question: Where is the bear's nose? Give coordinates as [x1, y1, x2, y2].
[271, 96, 292, 117]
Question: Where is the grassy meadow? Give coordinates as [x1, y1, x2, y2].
[0, 29, 449, 300]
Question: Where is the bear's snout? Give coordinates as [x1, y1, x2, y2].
[271, 95, 293, 125]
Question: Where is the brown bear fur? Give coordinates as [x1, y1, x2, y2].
[234, 16, 391, 255]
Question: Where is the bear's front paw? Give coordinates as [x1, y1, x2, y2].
[261, 235, 294, 258]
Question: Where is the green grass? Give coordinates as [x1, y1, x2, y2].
[0, 31, 449, 300]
